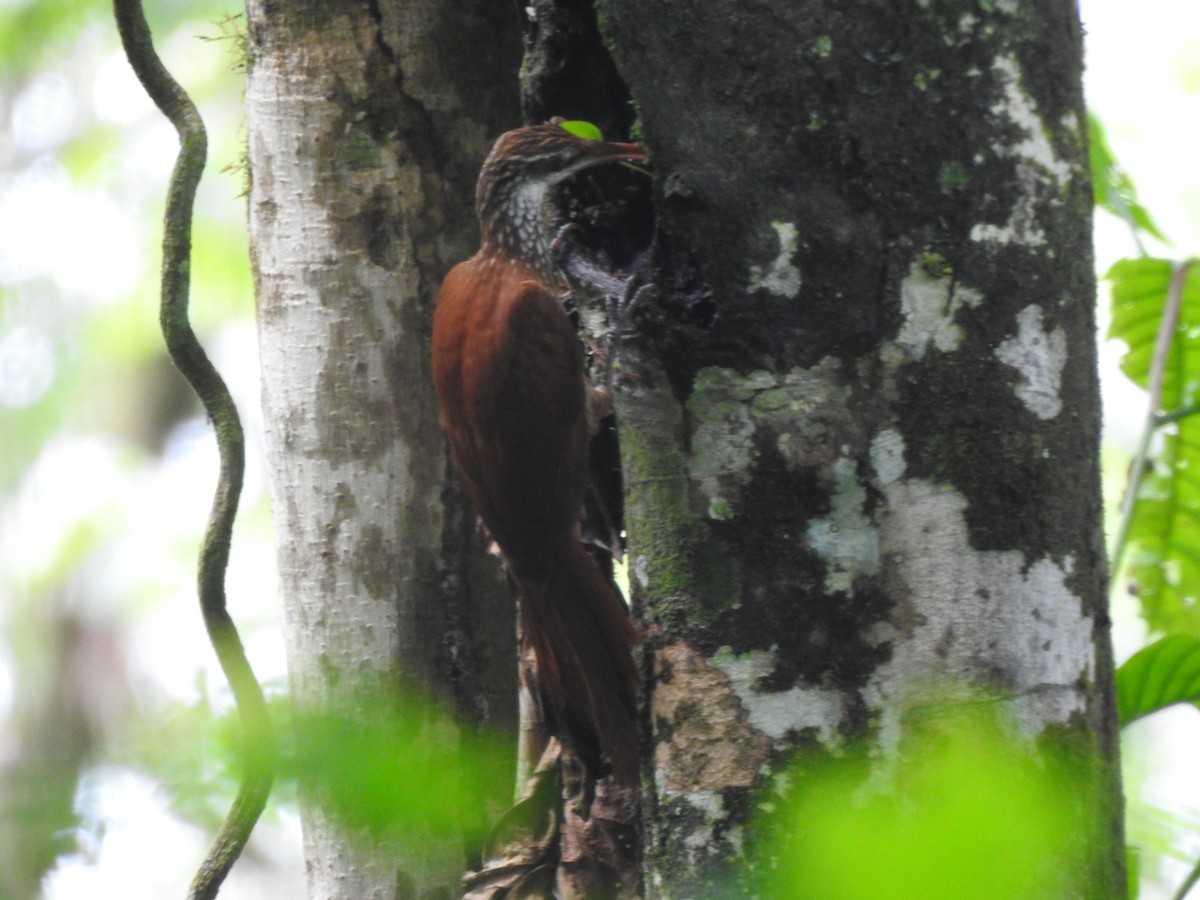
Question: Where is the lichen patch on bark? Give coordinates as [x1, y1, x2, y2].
[748, 220, 801, 299]
[710, 646, 845, 749]
[988, 55, 1072, 188]
[869, 429, 906, 486]
[994, 304, 1066, 420]
[869, 478, 1094, 759]
[686, 361, 852, 521]
[895, 262, 982, 361]
[805, 457, 880, 594]
[971, 54, 1070, 248]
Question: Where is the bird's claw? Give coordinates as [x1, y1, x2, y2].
[552, 228, 655, 390]
[601, 270, 655, 391]
[551, 222, 586, 266]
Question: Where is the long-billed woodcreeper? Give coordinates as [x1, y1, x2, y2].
[431, 124, 643, 783]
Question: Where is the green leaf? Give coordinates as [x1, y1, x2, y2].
[289, 689, 510, 841]
[558, 119, 604, 142]
[1115, 634, 1200, 727]
[1089, 114, 1169, 245]
[1106, 259, 1200, 395]
[128, 685, 511, 842]
[1108, 261, 1200, 634]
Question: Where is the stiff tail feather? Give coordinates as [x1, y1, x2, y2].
[514, 536, 640, 784]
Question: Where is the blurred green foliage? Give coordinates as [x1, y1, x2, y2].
[0, 0, 253, 491]
[287, 690, 509, 847]
[1107, 259, 1200, 635]
[763, 708, 1086, 899]
[125, 682, 511, 858]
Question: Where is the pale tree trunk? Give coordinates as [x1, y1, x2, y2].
[593, 0, 1125, 895]
[245, 1, 520, 896]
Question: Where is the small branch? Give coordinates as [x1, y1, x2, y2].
[1173, 857, 1200, 900]
[1155, 402, 1200, 428]
[1110, 260, 1195, 575]
[112, 2, 273, 897]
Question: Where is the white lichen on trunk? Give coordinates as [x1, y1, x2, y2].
[867, 475, 1093, 759]
[995, 303, 1067, 420]
[987, 55, 1071, 187]
[710, 646, 844, 747]
[748, 220, 802, 298]
[869, 428, 907, 486]
[805, 456, 880, 593]
[686, 360, 851, 523]
[895, 262, 982, 360]
[971, 54, 1070, 248]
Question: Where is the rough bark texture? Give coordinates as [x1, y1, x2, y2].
[246, 1, 521, 895]
[593, 0, 1124, 896]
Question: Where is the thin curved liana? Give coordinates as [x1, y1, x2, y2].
[112, 2, 273, 897]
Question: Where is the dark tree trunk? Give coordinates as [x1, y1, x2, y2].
[593, 0, 1124, 895]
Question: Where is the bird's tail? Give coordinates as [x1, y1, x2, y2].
[513, 535, 640, 784]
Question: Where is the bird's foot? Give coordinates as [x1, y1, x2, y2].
[598, 251, 655, 390]
[552, 224, 656, 389]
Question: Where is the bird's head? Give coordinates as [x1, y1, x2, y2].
[475, 122, 644, 270]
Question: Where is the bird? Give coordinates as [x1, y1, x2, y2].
[431, 123, 644, 784]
